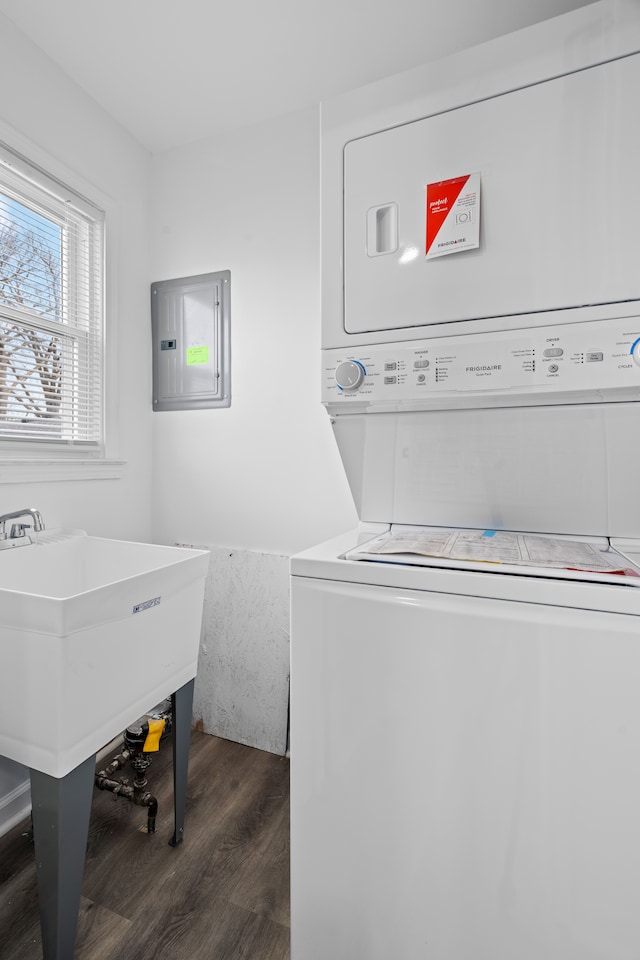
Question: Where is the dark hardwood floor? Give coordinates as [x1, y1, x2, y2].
[0, 732, 290, 959]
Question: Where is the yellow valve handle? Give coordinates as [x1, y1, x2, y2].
[143, 718, 165, 753]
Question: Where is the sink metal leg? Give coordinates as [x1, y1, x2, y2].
[30, 755, 95, 960]
[169, 677, 194, 847]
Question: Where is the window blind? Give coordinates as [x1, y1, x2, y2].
[0, 141, 104, 446]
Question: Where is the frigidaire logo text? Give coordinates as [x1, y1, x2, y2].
[466, 364, 501, 372]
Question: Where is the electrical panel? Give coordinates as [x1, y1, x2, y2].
[151, 270, 230, 411]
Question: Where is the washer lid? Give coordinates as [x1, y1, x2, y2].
[291, 528, 640, 617]
[346, 525, 640, 588]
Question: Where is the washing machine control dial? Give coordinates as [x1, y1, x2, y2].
[335, 359, 366, 390]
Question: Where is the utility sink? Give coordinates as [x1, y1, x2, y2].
[0, 530, 209, 778]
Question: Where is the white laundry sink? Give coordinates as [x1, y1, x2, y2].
[0, 531, 209, 778]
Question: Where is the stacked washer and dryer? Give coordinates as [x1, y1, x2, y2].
[291, 3, 640, 958]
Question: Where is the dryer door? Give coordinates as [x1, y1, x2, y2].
[344, 54, 640, 335]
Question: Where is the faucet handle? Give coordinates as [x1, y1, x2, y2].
[10, 523, 30, 539]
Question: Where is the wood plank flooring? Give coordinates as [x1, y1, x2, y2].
[0, 732, 290, 960]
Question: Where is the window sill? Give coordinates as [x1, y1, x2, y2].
[0, 459, 127, 483]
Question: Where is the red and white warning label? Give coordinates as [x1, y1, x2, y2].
[425, 173, 480, 260]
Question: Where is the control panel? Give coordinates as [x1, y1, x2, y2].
[322, 317, 640, 408]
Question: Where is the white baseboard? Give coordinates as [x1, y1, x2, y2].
[0, 780, 31, 839]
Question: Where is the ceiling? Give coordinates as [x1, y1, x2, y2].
[0, 0, 594, 154]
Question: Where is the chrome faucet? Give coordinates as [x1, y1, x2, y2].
[0, 508, 45, 548]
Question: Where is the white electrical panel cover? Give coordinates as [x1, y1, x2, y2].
[344, 54, 640, 336]
[151, 270, 231, 411]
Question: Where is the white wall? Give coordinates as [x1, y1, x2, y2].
[150, 107, 357, 557]
[0, 12, 153, 831]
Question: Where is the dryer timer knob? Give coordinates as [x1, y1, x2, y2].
[632, 339, 640, 366]
[335, 360, 366, 390]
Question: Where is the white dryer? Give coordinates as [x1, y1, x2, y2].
[291, 5, 640, 959]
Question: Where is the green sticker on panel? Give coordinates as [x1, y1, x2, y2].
[186, 345, 209, 365]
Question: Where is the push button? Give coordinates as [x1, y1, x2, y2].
[586, 352, 603, 362]
[543, 348, 564, 358]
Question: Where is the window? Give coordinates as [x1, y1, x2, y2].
[0, 141, 104, 450]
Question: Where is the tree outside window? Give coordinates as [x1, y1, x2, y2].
[0, 195, 63, 430]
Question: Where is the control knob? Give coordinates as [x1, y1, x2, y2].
[632, 338, 640, 367]
[335, 359, 366, 390]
